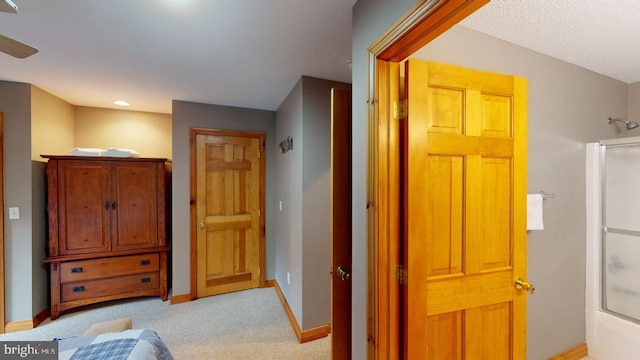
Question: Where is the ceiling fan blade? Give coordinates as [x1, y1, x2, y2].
[0, 0, 17, 14]
[0, 33, 38, 58]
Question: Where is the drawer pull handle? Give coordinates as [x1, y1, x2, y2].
[72, 286, 85, 292]
[140, 277, 151, 283]
[140, 260, 151, 266]
[111, 201, 117, 210]
[104, 201, 110, 210]
[71, 267, 83, 273]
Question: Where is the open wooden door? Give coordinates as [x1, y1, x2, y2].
[191, 129, 265, 298]
[331, 88, 352, 359]
[0, 113, 4, 333]
[403, 59, 528, 359]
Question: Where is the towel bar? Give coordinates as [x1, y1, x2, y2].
[539, 191, 556, 199]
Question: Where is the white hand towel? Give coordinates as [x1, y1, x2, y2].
[527, 194, 544, 230]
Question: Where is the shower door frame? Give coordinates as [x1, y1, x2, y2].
[599, 138, 640, 324]
[586, 138, 640, 360]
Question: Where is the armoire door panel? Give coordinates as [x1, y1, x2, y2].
[58, 161, 110, 255]
[111, 162, 158, 250]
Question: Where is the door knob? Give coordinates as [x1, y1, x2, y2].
[337, 266, 350, 281]
[199, 222, 205, 229]
[515, 277, 535, 294]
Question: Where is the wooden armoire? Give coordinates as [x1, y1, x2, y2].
[42, 156, 171, 320]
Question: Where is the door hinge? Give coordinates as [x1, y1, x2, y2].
[258, 209, 261, 217]
[393, 99, 407, 120]
[395, 265, 407, 285]
[257, 268, 261, 275]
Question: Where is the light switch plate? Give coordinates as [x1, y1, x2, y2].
[9, 207, 20, 220]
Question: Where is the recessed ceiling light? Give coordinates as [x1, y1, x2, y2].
[113, 100, 130, 106]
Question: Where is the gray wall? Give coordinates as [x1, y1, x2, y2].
[628, 82, 640, 122]
[0, 81, 34, 322]
[171, 100, 276, 296]
[1, 82, 81, 322]
[353, 2, 630, 359]
[275, 76, 351, 330]
[275, 79, 304, 324]
[301, 77, 350, 329]
[352, 1, 416, 357]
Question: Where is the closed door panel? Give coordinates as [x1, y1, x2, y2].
[196, 132, 264, 297]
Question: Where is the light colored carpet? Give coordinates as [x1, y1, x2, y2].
[0, 287, 331, 359]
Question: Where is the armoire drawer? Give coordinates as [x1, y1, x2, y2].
[60, 254, 159, 283]
[61, 272, 160, 302]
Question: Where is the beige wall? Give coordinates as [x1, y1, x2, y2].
[75, 106, 172, 159]
[30, 86, 75, 316]
[31, 86, 75, 162]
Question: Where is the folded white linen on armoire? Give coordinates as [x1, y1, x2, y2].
[102, 148, 140, 158]
[70, 147, 104, 157]
[527, 194, 544, 230]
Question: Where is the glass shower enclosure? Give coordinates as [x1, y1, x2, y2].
[602, 142, 640, 322]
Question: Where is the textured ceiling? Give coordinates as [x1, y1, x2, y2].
[0, 1, 355, 114]
[460, 0, 640, 84]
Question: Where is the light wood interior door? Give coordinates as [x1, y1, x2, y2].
[331, 88, 352, 359]
[194, 130, 265, 298]
[404, 59, 528, 359]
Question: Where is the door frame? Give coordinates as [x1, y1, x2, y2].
[0, 113, 4, 333]
[365, 0, 490, 357]
[188, 128, 266, 300]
